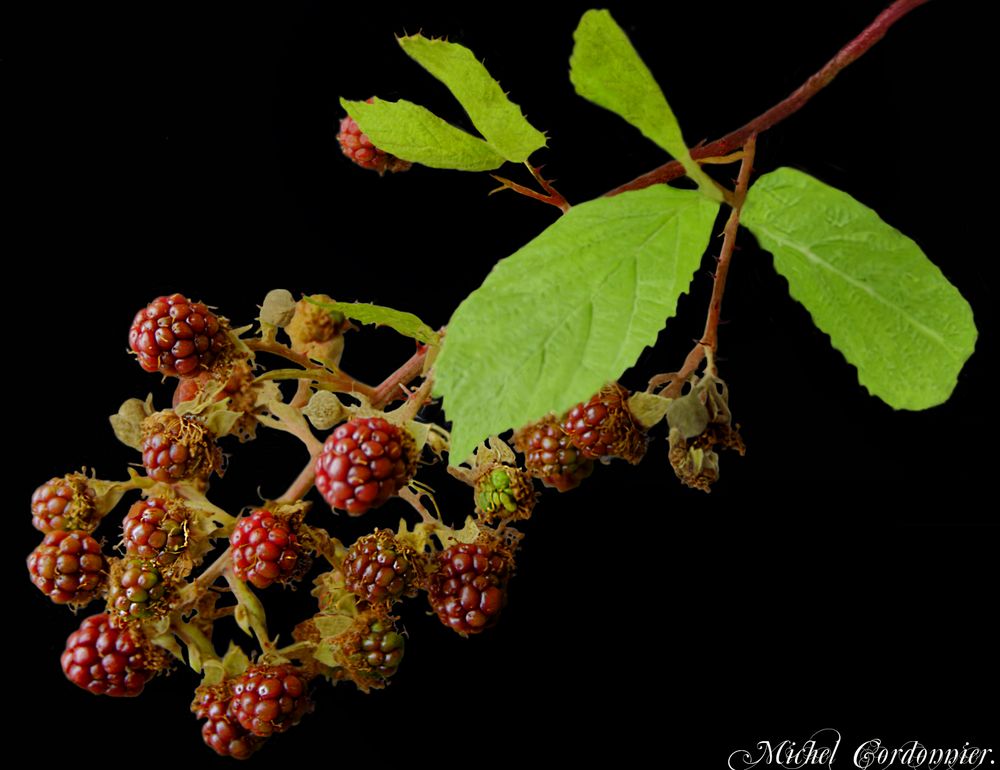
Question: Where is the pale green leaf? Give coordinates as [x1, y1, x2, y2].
[742, 167, 976, 409]
[435, 185, 720, 463]
[340, 97, 504, 171]
[397, 34, 546, 163]
[569, 10, 718, 199]
[308, 298, 440, 345]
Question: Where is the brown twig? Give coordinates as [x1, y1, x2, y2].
[605, 0, 930, 197]
[700, 134, 757, 366]
[279, 457, 319, 503]
[656, 135, 758, 397]
[371, 344, 432, 409]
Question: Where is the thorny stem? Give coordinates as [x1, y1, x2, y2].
[606, 0, 930, 197]
[657, 135, 757, 397]
[247, 338, 377, 399]
[700, 134, 757, 370]
[391, 374, 436, 423]
[177, 547, 232, 611]
[279, 454, 320, 503]
[490, 164, 570, 213]
[371, 343, 433, 409]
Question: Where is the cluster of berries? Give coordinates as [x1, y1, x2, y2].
[26, 289, 655, 760]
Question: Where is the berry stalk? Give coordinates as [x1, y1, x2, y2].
[657, 135, 757, 397]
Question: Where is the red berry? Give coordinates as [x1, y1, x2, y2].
[61, 612, 167, 696]
[314, 417, 417, 516]
[335, 612, 406, 692]
[193, 682, 264, 759]
[337, 108, 411, 175]
[107, 557, 170, 621]
[231, 509, 308, 590]
[562, 383, 646, 462]
[427, 541, 512, 635]
[27, 529, 106, 605]
[229, 664, 311, 738]
[513, 416, 594, 492]
[128, 293, 229, 377]
[141, 410, 222, 484]
[343, 529, 421, 605]
[30, 473, 98, 533]
[121, 498, 188, 566]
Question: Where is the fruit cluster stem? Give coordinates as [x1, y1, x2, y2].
[605, 0, 930, 197]
[660, 134, 757, 397]
[700, 134, 756, 366]
[371, 342, 434, 408]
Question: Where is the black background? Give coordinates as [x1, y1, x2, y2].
[11, 0, 995, 765]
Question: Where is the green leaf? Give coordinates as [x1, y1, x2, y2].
[435, 185, 720, 463]
[569, 9, 718, 199]
[397, 34, 546, 163]
[742, 167, 976, 410]
[308, 298, 440, 345]
[340, 97, 504, 171]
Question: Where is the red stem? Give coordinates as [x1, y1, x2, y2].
[606, 0, 931, 196]
[701, 135, 757, 357]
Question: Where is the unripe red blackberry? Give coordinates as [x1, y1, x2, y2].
[314, 417, 417, 516]
[334, 612, 406, 692]
[61, 612, 169, 697]
[141, 410, 223, 484]
[31, 472, 99, 533]
[343, 529, 421, 605]
[513, 416, 594, 492]
[129, 293, 229, 377]
[229, 664, 311, 738]
[192, 682, 264, 759]
[107, 557, 170, 621]
[337, 109, 412, 175]
[427, 541, 513, 635]
[231, 509, 309, 590]
[121, 497, 189, 566]
[27, 529, 106, 605]
[562, 383, 647, 463]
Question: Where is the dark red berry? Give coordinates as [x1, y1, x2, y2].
[121, 498, 188, 566]
[30, 473, 98, 533]
[27, 529, 106, 605]
[314, 417, 417, 516]
[193, 682, 264, 759]
[61, 613, 167, 696]
[129, 293, 229, 377]
[427, 541, 512, 635]
[141, 411, 222, 484]
[562, 383, 646, 462]
[513, 416, 594, 492]
[229, 664, 310, 738]
[343, 529, 421, 605]
[337, 108, 411, 175]
[231, 509, 308, 590]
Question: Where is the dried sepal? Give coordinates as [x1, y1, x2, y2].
[259, 289, 297, 328]
[110, 394, 155, 451]
[666, 374, 745, 493]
